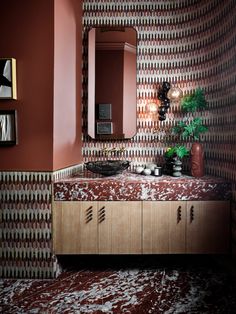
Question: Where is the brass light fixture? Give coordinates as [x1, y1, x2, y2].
[146, 100, 160, 116]
[167, 86, 183, 102]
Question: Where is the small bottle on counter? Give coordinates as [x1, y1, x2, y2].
[154, 167, 162, 176]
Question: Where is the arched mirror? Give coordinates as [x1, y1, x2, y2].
[88, 27, 137, 139]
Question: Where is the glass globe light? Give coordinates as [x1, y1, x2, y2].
[167, 87, 183, 102]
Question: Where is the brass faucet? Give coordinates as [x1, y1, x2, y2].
[100, 147, 126, 157]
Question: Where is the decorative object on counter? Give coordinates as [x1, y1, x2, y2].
[135, 166, 144, 174]
[143, 168, 152, 176]
[85, 160, 130, 176]
[154, 167, 162, 176]
[0, 109, 18, 145]
[135, 163, 162, 177]
[172, 159, 182, 177]
[0, 58, 17, 99]
[191, 142, 204, 177]
[164, 146, 189, 177]
[145, 163, 157, 172]
[172, 88, 208, 178]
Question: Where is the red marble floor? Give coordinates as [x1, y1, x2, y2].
[1, 256, 236, 313]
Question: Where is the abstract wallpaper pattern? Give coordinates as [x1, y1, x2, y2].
[82, 0, 236, 251]
[0, 172, 55, 278]
[1, 0, 236, 279]
[1, 165, 84, 279]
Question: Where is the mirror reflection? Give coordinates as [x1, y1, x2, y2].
[88, 27, 137, 139]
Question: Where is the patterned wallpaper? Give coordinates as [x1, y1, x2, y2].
[0, 172, 55, 278]
[1, 0, 235, 278]
[82, 0, 236, 183]
[0, 165, 84, 279]
[82, 0, 236, 254]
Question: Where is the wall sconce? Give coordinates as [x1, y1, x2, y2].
[157, 81, 171, 121]
[167, 86, 183, 102]
[146, 100, 160, 116]
[146, 98, 162, 120]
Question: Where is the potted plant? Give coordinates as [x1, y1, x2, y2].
[164, 145, 189, 177]
[171, 88, 208, 177]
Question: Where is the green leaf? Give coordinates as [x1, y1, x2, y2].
[165, 145, 189, 159]
[181, 88, 207, 113]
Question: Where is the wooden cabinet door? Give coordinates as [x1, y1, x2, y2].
[53, 201, 98, 254]
[186, 201, 230, 254]
[98, 201, 142, 254]
[143, 201, 186, 254]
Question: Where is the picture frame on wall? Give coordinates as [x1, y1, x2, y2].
[0, 110, 18, 145]
[0, 58, 17, 99]
[96, 122, 113, 135]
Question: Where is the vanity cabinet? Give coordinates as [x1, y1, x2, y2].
[53, 200, 230, 255]
[143, 201, 230, 254]
[53, 201, 142, 254]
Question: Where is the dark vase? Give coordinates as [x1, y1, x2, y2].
[191, 142, 204, 177]
[164, 156, 174, 175]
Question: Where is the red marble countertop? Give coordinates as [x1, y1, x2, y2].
[54, 170, 232, 201]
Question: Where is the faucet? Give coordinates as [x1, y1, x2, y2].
[100, 146, 126, 157]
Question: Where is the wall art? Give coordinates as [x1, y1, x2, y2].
[0, 110, 18, 145]
[0, 58, 17, 99]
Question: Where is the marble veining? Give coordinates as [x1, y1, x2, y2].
[54, 170, 231, 201]
[1, 256, 236, 313]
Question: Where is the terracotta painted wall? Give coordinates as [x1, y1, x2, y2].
[53, 0, 82, 170]
[0, 0, 54, 171]
[0, 0, 82, 172]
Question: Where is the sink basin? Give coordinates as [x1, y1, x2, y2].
[85, 160, 130, 176]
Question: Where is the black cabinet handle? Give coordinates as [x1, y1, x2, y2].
[177, 206, 182, 223]
[85, 206, 93, 223]
[190, 206, 194, 223]
[98, 206, 106, 223]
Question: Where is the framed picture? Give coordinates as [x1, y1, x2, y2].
[97, 103, 112, 120]
[0, 58, 17, 99]
[0, 110, 18, 145]
[96, 122, 113, 135]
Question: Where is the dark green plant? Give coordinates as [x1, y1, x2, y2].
[181, 88, 207, 112]
[172, 117, 208, 141]
[171, 87, 208, 141]
[165, 145, 189, 159]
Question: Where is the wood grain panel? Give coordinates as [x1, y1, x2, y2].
[186, 201, 230, 254]
[143, 201, 186, 254]
[98, 201, 142, 254]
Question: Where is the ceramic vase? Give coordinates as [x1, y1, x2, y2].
[191, 142, 204, 177]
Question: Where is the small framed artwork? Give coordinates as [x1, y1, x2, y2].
[97, 103, 112, 120]
[0, 110, 18, 145]
[0, 58, 17, 99]
[96, 122, 113, 135]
